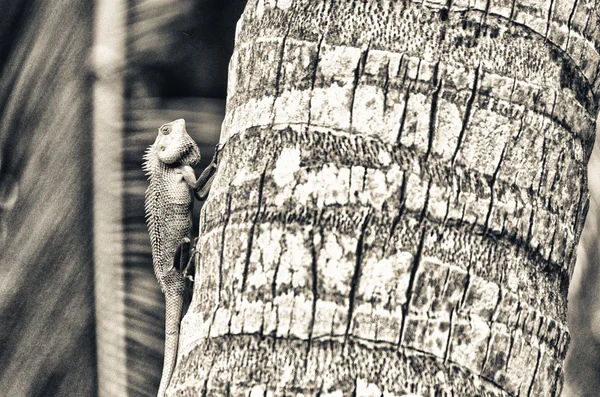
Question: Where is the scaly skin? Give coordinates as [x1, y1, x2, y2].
[143, 119, 201, 397]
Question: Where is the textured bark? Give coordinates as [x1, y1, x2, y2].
[172, 0, 599, 395]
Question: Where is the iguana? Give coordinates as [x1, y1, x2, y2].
[143, 118, 220, 397]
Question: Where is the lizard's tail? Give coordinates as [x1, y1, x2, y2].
[157, 288, 184, 397]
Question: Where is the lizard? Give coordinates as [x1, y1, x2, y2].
[143, 118, 221, 397]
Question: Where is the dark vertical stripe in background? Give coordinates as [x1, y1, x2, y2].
[0, 1, 96, 396]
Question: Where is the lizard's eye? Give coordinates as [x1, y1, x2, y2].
[160, 126, 171, 135]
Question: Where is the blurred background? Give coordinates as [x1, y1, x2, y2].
[0, 1, 245, 396]
[0, 1, 598, 396]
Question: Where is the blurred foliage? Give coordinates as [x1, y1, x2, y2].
[127, 0, 247, 99]
[0, 1, 96, 396]
[0, 0, 245, 396]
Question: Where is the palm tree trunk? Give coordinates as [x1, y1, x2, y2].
[170, 0, 598, 395]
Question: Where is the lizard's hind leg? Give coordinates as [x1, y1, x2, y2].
[173, 237, 197, 309]
[173, 237, 191, 274]
[182, 236, 199, 282]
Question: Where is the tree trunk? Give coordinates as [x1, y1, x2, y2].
[171, 0, 599, 395]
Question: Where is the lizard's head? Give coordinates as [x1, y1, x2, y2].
[154, 119, 201, 165]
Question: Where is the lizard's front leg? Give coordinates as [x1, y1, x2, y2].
[180, 143, 224, 202]
[193, 143, 224, 201]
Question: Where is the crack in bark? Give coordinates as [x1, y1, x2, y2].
[343, 210, 372, 347]
[398, 227, 427, 346]
[451, 63, 481, 167]
[271, 232, 287, 303]
[207, 192, 233, 338]
[483, 141, 508, 236]
[505, 327, 516, 373]
[527, 347, 543, 396]
[351, 377, 358, 397]
[383, 171, 408, 255]
[349, 40, 371, 130]
[525, 206, 536, 248]
[307, 35, 324, 127]
[444, 307, 455, 363]
[545, 0, 556, 39]
[396, 58, 419, 145]
[478, 0, 492, 38]
[420, 178, 433, 222]
[382, 55, 393, 111]
[200, 352, 217, 397]
[241, 167, 268, 294]
[537, 136, 549, 196]
[271, 24, 292, 125]
[425, 61, 443, 161]
[305, 226, 320, 365]
[459, 249, 475, 311]
[480, 324, 495, 375]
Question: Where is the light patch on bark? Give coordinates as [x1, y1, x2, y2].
[227, 51, 239, 99]
[255, 224, 284, 271]
[363, 169, 392, 208]
[273, 147, 301, 186]
[279, 363, 295, 387]
[246, 268, 269, 290]
[378, 149, 392, 166]
[254, 0, 265, 18]
[358, 256, 397, 300]
[319, 391, 344, 397]
[273, 90, 311, 124]
[319, 233, 355, 295]
[275, 0, 293, 9]
[291, 163, 404, 209]
[277, 229, 311, 288]
[461, 277, 500, 320]
[231, 166, 250, 186]
[352, 85, 385, 135]
[427, 183, 449, 220]
[405, 173, 428, 212]
[294, 164, 349, 206]
[249, 384, 272, 397]
[433, 100, 462, 159]
[448, 316, 491, 372]
[311, 85, 354, 130]
[355, 378, 383, 397]
[399, 92, 432, 152]
[310, 45, 363, 129]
